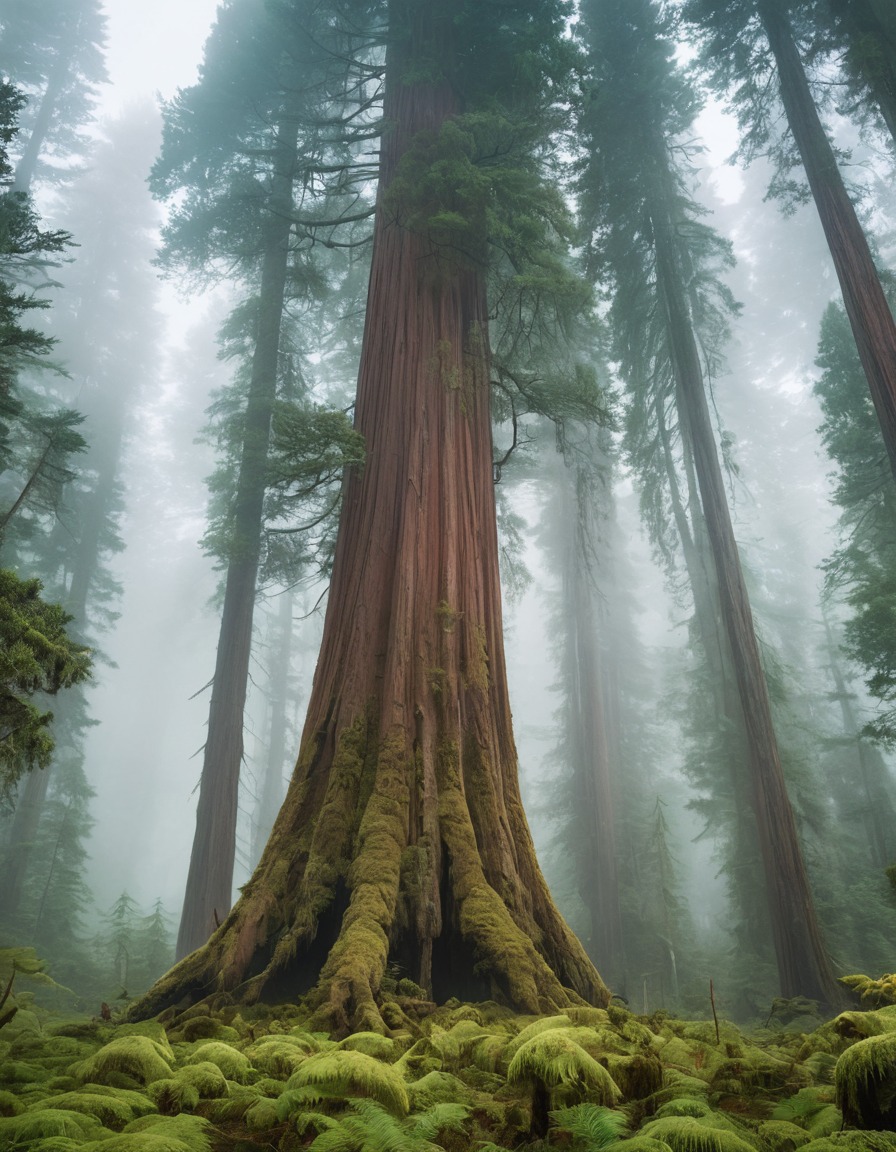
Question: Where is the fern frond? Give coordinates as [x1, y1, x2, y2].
[287, 1049, 409, 1115]
[549, 1102, 628, 1148]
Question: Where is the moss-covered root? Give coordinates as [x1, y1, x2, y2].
[438, 740, 608, 1015]
[835, 1031, 896, 1129]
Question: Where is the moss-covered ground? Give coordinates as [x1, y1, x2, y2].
[2, 985, 896, 1151]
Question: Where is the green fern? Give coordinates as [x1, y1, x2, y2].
[655, 1099, 711, 1119]
[610, 1140, 676, 1152]
[406, 1070, 474, 1110]
[246, 1033, 317, 1077]
[285, 1049, 410, 1115]
[0, 1089, 22, 1116]
[78, 1112, 214, 1151]
[338, 1032, 398, 1060]
[0, 1107, 106, 1144]
[506, 1031, 622, 1105]
[171, 1061, 229, 1099]
[39, 1088, 151, 1129]
[182, 1040, 251, 1083]
[773, 1087, 837, 1129]
[549, 1102, 629, 1148]
[243, 1094, 280, 1130]
[638, 1116, 756, 1152]
[757, 1119, 812, 1151]
[798, 1135, 896, 1151]
[71, 1035, 174, 1087]
[306, 1098, 409, 1151]
[305, 1097, 467, 1152]
[409, 1100, 470, 1142]
[501, 1015, 574, 1064]
[146, 1078, 200, 1115]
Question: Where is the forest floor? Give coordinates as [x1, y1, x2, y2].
[1, 977, 895, 1151]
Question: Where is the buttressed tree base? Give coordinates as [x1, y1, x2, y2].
[131, 0, 608, 1034]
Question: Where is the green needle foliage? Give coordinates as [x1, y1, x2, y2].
[815, 297, 896, 746]
[0, 570, 90, 804]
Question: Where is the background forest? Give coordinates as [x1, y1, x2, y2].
[1, 0, 895, 1039]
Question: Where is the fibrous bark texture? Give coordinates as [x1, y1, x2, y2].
[175, 125, 297, 960]
[759, 0, 896, 488]
[135, 2, 607, 1032]
[561, 457, 625, 992]
[650, 159, 840, 1007]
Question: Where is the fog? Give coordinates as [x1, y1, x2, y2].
[2, 0, 895, 1025]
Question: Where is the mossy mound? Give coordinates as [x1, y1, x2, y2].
[801, 1135, 896, 1152]
[11, 982, 896, 1150]
[507, 1030, 623, 1106]
[79, 1113, 213, 1151]
[38, 1087, 155, 1129]
[244, 1032, 321, 1077]
[71, 1034, 174, 1087]
[181, 1041, 251, 1083]
[834, 1030, 896, 1129]
[0, 1107, 107, 1144]
[284, 1047, 411, 1115]
[758, 1119, 813, 1150]
[639, 1115, 757, 1151]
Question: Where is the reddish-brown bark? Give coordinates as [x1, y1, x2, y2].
[175, 123, 298, 960]
[758, 0, 896, 487]
[649, 158, 840, 1006]
[133, 1, 605, 1031]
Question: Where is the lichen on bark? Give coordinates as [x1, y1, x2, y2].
[130, 0, 608, 1032]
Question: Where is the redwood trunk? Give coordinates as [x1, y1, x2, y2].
[562, 458, 625, 993]
[759, 0, 896, 486]
[650, 178, 840, 1005]
[135, 0, 606, 1030]
[176, 124, 297, 960]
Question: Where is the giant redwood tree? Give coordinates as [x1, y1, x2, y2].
[133, 0, 607, 1031]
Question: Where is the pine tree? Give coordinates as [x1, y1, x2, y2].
[539, 434, 625, 994]
[1, 104, 162, 929]
[815, 295, 896, 749]
[152, 0, 376, 959]
[815, 0, 896, 145]
[0, 0, 107, 191]
[683, 0, 896, 488]
[578, 0, 839, 1005]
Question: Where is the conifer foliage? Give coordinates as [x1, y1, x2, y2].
[134, 0, 608, 1030]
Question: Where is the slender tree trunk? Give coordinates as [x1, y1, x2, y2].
[249, 590, 295, 870]
[657, 394, 770, 985]
[758, 0, 896, 487]
[561, 454, 625, 992]
[648, 147, 840, 1005]
[0, 762, 51, 921]
[822, 613, 896, 868]
[176, 124, 298, 960]
[134, 0, 607, 1031]
[12, 31, 75, 193]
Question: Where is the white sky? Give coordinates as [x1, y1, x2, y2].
[101, 0, 221, 111]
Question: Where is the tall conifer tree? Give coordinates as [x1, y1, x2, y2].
[134, 0, 608, 1031]
[578, 0, 839, 1005]
[684, 0, 896, 490]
